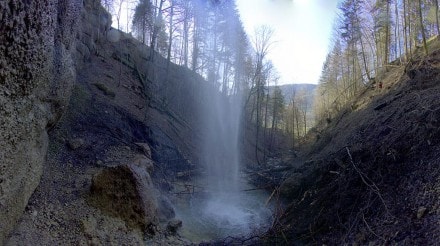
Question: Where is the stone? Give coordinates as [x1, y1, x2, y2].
[68, 138, 85, 150]
[417, 206, 427, 219]
[107, 29, 121, 43]
[90, 163, 159, 232]
[135, 142, 152, 158]
[133, 155, 155, 174]
[166, 219, 182, 235]
[279, 172, 305, 198]
[158, 195, 176, 222]
[0, 0, 88, 241]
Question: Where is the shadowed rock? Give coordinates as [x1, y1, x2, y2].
[67, 138, 85, 150]
[166, 219, 182, 235]
[90, 163, 159, 234]
[0, 0, 111, 242]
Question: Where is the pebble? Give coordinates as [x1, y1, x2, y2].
[417, 206, 427, 219]
[68, 138, 84, 150]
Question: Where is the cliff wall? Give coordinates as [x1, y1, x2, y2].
[0, 0, 110, 242]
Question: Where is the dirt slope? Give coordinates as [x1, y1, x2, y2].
[4, 17, 220, 243]
[275, 49, 440, 244]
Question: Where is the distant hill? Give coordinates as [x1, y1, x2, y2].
[268, 83, 317, 126]
[272, 83, 317, 102]
[268, 83, 317, 108]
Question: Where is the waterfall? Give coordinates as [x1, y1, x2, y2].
[201, 91, 242, 195]
[173, 84, 272, 242]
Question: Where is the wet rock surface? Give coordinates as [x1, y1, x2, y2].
[3, 0, 201, 243]
[90, 163, 159, 232]
[166, 219, 183, 235]
[1, 0, 271, 244]
[0, 0, 82, 241]
[0, 0, 112, 242]
[67, 138, 85, 150]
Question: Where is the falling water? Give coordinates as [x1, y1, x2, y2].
[201, 91, 242, 194]
[174, 86, 272, 242]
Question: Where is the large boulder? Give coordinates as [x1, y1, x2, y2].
[279, 172, 305, 198]
[90, 163, 159, 234]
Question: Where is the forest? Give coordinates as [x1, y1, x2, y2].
[92, 0, 440, 242]
[316, 0, 440, 123]
[102, 0, 440, 150]
[1, 0, 439, 244]
[101, 0, 319, 154]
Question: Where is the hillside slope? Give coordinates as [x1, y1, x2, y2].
[4, 1, 230, 244]
[276, 50, 440, 244]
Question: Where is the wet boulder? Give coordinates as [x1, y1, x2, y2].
[135, 142, 152, 158]
[157, 195, 176, 222]
[90, 163, 159, 234]
[67, 138, 85, 150]
[133, 154, 154, 173]
[166, 219, 182, 235]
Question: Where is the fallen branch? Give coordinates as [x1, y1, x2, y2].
[345, 147, 390, 215]
[362, 212, 385, 241]
[265, 188, 277, 206]
[242, 185, 273, 192]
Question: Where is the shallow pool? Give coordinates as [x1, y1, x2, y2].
[174, 184, 273, 243]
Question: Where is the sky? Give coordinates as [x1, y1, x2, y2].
[236, 0, 340, 85]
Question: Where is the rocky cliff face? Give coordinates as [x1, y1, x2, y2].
[0, 0, 110, 242]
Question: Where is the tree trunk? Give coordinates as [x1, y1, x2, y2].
[183, 2, 189, 67]
[142, 15, 146, 44]
[191, 17, 198, 72]
[360, 38, 371, 80]
[418, 0, 428, 55]
[403, 0, 409, 61]
[150, 0, 165, 62]
[435, 0, 440, 36]
[394, 0, 399, 61]
[291, 93, 295, 149]
[384, 0, 390, 68]
[166, 1, 174, 70]
[295, 107, 300, 139]
[263, 90, 269, 159]
[255, 79, 261, 166]
[270, 106, 276, 151]
[407, 0, 413, 57]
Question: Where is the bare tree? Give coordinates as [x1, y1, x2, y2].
[251, 25, 275, 165]
[132, 0, 154, 44]
[149, 0, 166, 62]
[115, 0, 125, 30]
[101, 0, 113, 12]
